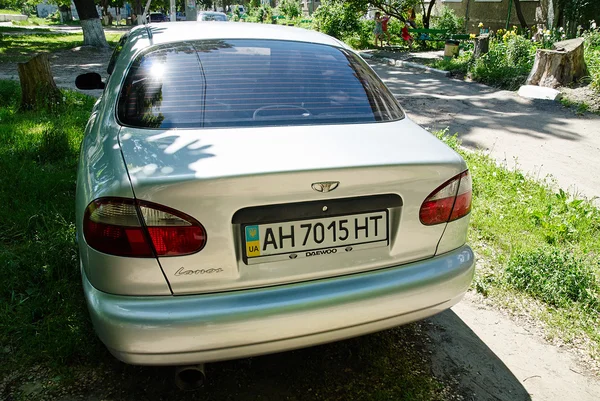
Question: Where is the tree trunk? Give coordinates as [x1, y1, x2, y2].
[513, 0, 528, 29]
[73, 0, 108, 47]
[17, 54, 62, 111]
[473, 34, 490, 60]
[80, 19, 109, 47]
[423, 0, 436, 29]
[464, 0, 471, 33]
[526, 38, 588, 88]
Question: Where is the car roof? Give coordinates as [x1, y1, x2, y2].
[128, 21, 348, 49]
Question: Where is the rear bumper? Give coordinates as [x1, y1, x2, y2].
[82, 245, 474, 366]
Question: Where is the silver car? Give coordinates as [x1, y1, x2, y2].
[75, 22, 474, 370]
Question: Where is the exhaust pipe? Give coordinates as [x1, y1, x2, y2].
[174, 364, 206, 391]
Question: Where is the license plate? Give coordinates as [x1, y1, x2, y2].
[242, 211, 388, 264]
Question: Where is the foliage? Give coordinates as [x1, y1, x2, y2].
[582, 26, 600, 91]
[0, 0, 24, 11]
[343, 18, 375, 50]
[367, 0, 437, 28]
[506, 248, 599, 311]
[471, 33, 537, 90]
[557, 0, 600, 35]
[247, 3, 272, 23]
[430, 51, 472, 75]
[431, 5, 463, 34]
[0, 7, 21, 13]
[275, 0, 301, 20]
[431, 27, 540, 90]
[312, 0, 364, 40]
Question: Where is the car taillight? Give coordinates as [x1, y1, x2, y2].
[419, 171, 472, 226]
[83, 197, 206, 257]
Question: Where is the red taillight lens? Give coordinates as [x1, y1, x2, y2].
[139, 203, 207, 256]
[419, 171, 472, 226]
[83, 197, 206, 257]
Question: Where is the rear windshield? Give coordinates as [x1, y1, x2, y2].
[117, 39, 404, 129]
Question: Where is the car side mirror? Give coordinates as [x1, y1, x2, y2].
[75, 72, 105, 90]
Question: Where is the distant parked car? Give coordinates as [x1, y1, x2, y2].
[176, 11, 186, 21]
[198, 11, 227, 21]
[74, 22, 474, 381]
[148, 12, 167, 22]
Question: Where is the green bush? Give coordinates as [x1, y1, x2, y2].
[343, 18, 375, 50]
[0, 0, 24, 12]
[247, 4, 272, 23]
[506, 248, 599, 312]
[312, 0, 364, 40]
[276, 0, 301, 20]
[583, 28, 600, 91]
[431, 5, 463, 34]
[470, 33, 538, 90]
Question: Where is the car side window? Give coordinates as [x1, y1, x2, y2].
[107, 33, 130, 75]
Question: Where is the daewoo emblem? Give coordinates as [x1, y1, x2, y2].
[311, 181, 339, 193]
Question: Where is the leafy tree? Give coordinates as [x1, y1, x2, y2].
[557, 0, 600, 34]
[276, 0, 301, 19]
[345, 0, 437, 29]
[432, 5, 463, 34]
[312, 0, 367, 39]
[0, 0, 24, 11]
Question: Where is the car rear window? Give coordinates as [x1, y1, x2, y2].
[200, 13, 227, 21]
[117, 39, 404, 129]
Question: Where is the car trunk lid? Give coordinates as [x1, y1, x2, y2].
[119, 118, 466, 294]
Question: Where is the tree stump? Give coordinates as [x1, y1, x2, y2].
[526, 38, 588, 88]
[473, 34, 490, 60]
[17, 53, 62, 111]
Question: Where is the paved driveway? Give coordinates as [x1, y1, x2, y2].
[372, 63, 600, 200]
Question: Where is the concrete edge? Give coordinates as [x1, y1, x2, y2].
[359, 52, 451, 77]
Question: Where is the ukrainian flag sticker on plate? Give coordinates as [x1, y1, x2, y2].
[245, 225, 260, 257]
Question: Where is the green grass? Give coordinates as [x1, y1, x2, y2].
[0, 8, 22, 14]
[0, 32, 120, 62]
[0, 26, 52, 33]
[583, 30, 600, 92]
[0, 79, 446, 400]
[9, 16, 80, 27]
[11, 16, 51, 26]
[0, 80, 101, 375]
[428, 52, 471, 75]
[436, 130, 600, 358]
[560, 97, 595, 115]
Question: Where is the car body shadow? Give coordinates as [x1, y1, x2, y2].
[426, 309, 532, 401]
[87, 308, 530, 400]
